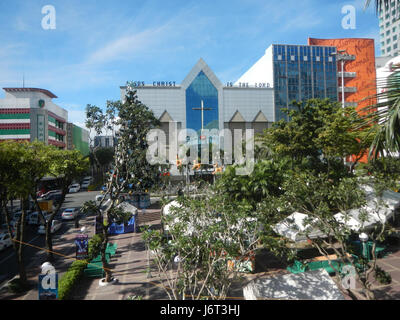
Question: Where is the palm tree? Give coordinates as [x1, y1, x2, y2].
[356, 1, 400, 158]
[364, 0, 395, 12]
[359, 68, 400, 158]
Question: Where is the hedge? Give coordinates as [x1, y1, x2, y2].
[58, 260, 88, 300]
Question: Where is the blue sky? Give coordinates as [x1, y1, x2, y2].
[0, 0, 381, 128]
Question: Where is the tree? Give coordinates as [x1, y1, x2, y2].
[365, 0, 396, 13]
[143, 192, 263, 300]
[45, 149, 89, 260]
[358, 69, 400, 159]
[90, 147, 114, 182]
[258, 99, 372, 173]
[279, 170, 396, 300]
[215, 159, 288, 206]
[81, 84, 160, 283]
[0, 141, 42, 287]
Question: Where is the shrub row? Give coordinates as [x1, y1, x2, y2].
[58, 260, 88, 300]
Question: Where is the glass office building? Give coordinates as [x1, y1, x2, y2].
[272, 44, 338, 121]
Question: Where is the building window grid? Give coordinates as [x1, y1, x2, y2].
[273, 45, 337, 121]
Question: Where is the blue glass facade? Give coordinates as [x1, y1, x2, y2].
[273, 44, 338, 121]
[185, 71, 219, 134]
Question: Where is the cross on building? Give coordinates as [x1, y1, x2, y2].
[192, 100, 212, 133]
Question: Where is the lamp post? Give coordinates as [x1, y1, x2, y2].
[359, 232, 369, 273]
[331, 49, 351, 109]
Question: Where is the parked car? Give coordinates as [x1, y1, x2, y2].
[0, 232, 12, 251]
[95, 194, 110, 204]
[46, 193, 63, 203]
[11, 210, 32, 222]
[68, 184, 81, 193]
[38, 220, 62, 235]
[27, 211, 52, 225]
[41, 190, 62, 200]
[81, 181, 91, 189]
[61, 208, 80, 220]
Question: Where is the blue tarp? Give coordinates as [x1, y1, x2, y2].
[108, 216, 137, 234]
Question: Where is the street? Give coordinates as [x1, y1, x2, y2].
[0, 191, 101, 287]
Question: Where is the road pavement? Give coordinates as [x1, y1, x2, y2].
[0, 191, 101, 288]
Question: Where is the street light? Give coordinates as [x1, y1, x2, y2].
[359, 232, 369, 262]
[331, 49, 351, 109]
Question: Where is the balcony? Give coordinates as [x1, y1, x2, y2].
[337, 72, 356, 78]
[344, 102, 358, 107]
[336, 54, 356, 61]
[338, 86, 357, 93]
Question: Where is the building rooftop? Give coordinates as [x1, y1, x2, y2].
[3, 87, 58, 99]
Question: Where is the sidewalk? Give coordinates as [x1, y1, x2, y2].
[70, 208, 168, 300]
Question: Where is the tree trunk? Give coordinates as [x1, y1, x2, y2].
[16, 199, 27, 284]
[101, 227, 112, 282]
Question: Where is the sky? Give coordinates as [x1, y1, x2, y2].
[0, 0, 381, 129]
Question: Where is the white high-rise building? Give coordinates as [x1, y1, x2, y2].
[379, 0, 400, 57]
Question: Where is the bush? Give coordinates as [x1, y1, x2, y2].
[58, 260, 88, 300]
[375, 266, 392, 285]
[88, 233, 104, 261]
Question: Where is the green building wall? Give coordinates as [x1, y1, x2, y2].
[72, 125, 89, 156]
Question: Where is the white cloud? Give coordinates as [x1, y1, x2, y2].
[86, 27, 165, 65]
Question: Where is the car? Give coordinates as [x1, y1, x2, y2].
[11, 210, 32, 222]
[46, 193, 63, 203]
[61, 208, 80, 220]
[95, 194, 110, 203]
[68, 184, 81, 193]
[81, 181, 91, 189]
[41, 190, 62, 200]
[27, 211, 52, 225]
[0, 232, 13, 251]
[38, 220, 62, 235]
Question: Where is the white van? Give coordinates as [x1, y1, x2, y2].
[27, 211, 51, 225]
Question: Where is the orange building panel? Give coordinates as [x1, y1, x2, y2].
[308, 38, 377, 163]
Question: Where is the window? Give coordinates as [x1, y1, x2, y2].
[387, 38, 392, 44]
[388, 46, 392, 52]
[185, 71, 219, 133]
[383, 49, 386, 54]
[394, 35, 398, 41]
[394, 43, 398, 49]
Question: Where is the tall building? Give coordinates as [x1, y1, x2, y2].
[0, 88, 68, 148]
[66, 123, 90, 156]
[236, 44, 338, 122]
[308, 38, 377, 116]
[120, 58, 275, 138]
[94, 135, 117, 148]
[378, 1, 400, 57]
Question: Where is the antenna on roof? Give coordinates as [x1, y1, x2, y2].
[22, 72, 25, 88]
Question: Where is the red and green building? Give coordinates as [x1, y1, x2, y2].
[0, 87, 68, 148]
